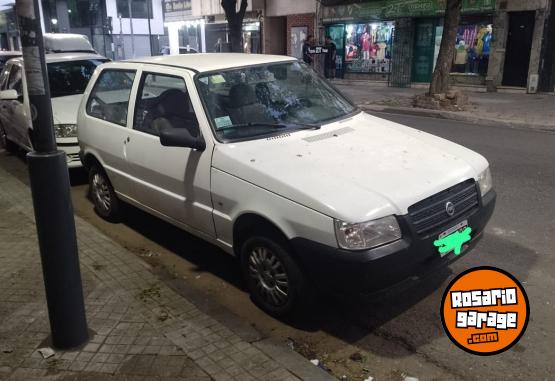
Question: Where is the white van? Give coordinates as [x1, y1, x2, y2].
[77, 54, 496, 316]
[0, 34, 108, 167]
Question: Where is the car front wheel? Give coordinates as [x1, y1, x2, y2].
[241, 235, 309, 317]
[89, 165, 120, 221]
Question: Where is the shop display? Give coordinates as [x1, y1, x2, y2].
[451, 23, 492, 75]
[343, 22, 394, 73]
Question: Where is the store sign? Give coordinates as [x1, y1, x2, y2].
[164, 0, 192, 22]
[323, 0, 495, 22]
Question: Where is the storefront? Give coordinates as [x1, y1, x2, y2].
[412, 15, 493, 85]
[204, 20, 261, 53]
[322, 0, 496, 86]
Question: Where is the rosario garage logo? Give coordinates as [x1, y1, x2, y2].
[441, 267, 529, 355]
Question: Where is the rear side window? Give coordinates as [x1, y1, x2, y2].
[86, 69, 136, 126]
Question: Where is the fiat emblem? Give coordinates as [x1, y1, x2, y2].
[445, 201, 456, 216]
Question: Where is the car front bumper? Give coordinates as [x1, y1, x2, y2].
[290, 190, 496, 296]
[59, 143, 82, 168]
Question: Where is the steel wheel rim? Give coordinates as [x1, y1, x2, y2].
[248, 246, 289, 307]
[92, 173, 111, 212]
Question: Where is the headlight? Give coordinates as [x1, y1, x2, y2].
[334, 216, 402, 250]
[54, 124, 77, 138]
[477, 166, 493, 196]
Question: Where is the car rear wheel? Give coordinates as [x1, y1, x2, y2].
[241, 234, 310, 317]
[89, 165, 120, 221]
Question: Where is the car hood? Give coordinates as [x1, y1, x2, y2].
[212, 112, 489, 222]
[51, 94, 82, 125]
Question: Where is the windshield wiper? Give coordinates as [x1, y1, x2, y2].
[221, 122, 321, 131]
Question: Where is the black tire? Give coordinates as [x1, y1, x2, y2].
[0, 125, 16, 152]
[241, 234, 311, 317]
[88, 165, 120, 221]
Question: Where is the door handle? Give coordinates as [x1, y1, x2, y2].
[124, 136, 130, 144]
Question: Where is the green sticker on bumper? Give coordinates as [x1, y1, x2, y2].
[434, 227, 472, 256]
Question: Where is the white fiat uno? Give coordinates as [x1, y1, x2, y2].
[78, 54, 495, 316]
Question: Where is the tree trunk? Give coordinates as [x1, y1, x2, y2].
[221, 0, 248, 53]
[429, 0, 463, 95]
[228, 20, 243, 52]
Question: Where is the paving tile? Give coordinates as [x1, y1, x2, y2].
[0, 165, 312, 381]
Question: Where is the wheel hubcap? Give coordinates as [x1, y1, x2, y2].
[248, 246, 289, 307]
[92, 173, 111, 211]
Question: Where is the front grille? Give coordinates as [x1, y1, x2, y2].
[408, 179, 479, 236]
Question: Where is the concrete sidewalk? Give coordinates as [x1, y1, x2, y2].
[0, 164, 334, 381]
[333, 80, 555, 131]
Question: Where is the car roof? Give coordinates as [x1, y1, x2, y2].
[0, 51, 21, 56]
[125, 53, 297, 73]
[7, 52, 107, 65]
[43, 33, 96, 54]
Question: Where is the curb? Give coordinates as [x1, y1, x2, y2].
[358, 104, 555, 132]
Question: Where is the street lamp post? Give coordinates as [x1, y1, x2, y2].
[15, 0, 88, 349]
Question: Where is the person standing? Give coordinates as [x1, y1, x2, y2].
[302, 35, 314, 65]
[214, 38, 223, 52]
[324, 35, 337, 79]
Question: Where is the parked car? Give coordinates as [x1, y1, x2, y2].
[0, 34, 108, 167]
[0, 51, 22, 72]
[78, 53, 496, 316]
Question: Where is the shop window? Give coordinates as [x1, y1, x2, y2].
[449, 21, 492, 76]
[116, 0, 152, 19]
[344, 22, 394, 74]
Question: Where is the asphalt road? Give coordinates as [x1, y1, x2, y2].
[1, 114, 553, 380]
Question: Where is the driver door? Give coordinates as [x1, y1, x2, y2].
[124, 67, 215, 237]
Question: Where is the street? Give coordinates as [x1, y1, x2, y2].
[1, 113, 554, 380]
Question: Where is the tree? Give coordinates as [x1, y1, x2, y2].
[429, 0, 463, 95]
[221, 0, 248, 53]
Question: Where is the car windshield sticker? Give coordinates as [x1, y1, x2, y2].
[210, 74, 226, 84]
[434, 227, 472, 256]
[214, 116, 233, 129]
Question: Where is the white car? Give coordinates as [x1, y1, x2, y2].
[0, 34, 108, 167]
[78, 54, 496, 316]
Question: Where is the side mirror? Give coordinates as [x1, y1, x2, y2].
[159, 127, 206, 151]
[0, 89, 18, 100]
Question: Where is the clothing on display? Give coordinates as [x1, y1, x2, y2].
[344, 21, 394, 73]
[451, 22, 492, 76]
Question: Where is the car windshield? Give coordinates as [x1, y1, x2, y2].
[47, 59, 108, 98]
[196, 61, 356, 141]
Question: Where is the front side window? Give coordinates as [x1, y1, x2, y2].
[134, 73, 199, 137]
[47, 59, 109, 98]
[86, 70, 136, 126]
[7, 65, 22, 97]
[0, 64, 12, 90]
[196, 61, 355, 141]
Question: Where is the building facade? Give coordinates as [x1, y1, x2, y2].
[164, 0, 263, 55]
[39, 0, 165, 59]
[0, 7, 19, 51]
[320, 0, 553, 92]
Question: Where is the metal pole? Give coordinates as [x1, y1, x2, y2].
[146, 0, 153, 55]
[15, 0, 88, 349]
[127, 0, 135, 57]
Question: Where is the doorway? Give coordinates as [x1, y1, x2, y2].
[502, 11, 535, 87]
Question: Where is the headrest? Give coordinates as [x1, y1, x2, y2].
[229, 83, 257, 108]
[156, 89, 190, 117]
